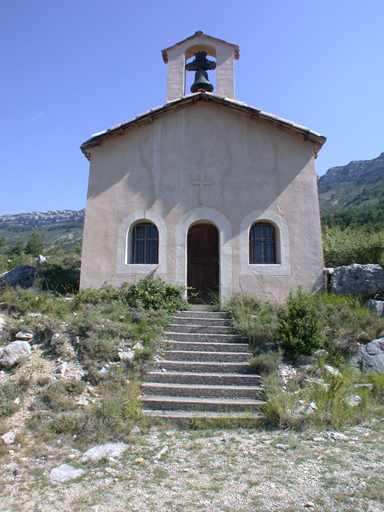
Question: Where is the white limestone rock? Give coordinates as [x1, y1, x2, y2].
[1, 431, 16, 445]
[0, 340, 31, 369]
[332, 264, 384, 298]
[80, 442, 129, 463]
[15, 331, 33, 340]
[345, 394, 362, 407]
[49, 463, 85, 483]
[353, 337, 384, 373]
[365, 299, 384, 318]
[118, 348, 135, 362]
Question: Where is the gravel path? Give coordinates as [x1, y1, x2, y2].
[1, 422, 383, 512]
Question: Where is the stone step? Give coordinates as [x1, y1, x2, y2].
[171, 317, 231, 327]
[165, 332, 243, 343]
[174, 311, 229, 320]
[142, 382, 264, 399]
[146, 371, 262, 386]
[167, 324, 233, 334]
[163, 350, 251, 363]
[141, 395, 264, 412]
[142, 409, 264, 422]
[154, 360, 252, 373]
[162, 340, 249, 353]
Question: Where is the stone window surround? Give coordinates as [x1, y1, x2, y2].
[117, 210, 167, 275]
[117, 207, 290, 284]
[240, 210, 291, 276]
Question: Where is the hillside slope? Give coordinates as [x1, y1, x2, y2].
[318, 153, 384, 218]
[0, 210, 84, 249]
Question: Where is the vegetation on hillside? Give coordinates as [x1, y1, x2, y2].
[224, 291, 384, 430]
[0, 274, 188, 449]
[322, 226, 384, 267]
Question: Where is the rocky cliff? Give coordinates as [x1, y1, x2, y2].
[318, 153, 384, 217]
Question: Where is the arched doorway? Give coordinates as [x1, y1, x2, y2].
[187, 223, 219, 303]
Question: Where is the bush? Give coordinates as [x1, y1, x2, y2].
[0, 377, 31, 418]
[124, 273, 189, 313]
[40, 254, 80, 294]
[317, 293, 384, 360]
[322, 226, 384, 267]
[224, 293, 277, 347]
[249, 351, 283, 375]
[277, 288, 323, 357]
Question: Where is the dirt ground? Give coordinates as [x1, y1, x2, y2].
[1, 421, 383, 512]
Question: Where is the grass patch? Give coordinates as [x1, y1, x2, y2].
[0, 376, 31, 418]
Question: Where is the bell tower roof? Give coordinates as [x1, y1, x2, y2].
[161, 31, 240, 102]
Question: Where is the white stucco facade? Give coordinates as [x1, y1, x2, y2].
[80, 33, 326, 303]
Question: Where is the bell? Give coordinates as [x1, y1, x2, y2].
[190, 69, 214, 93]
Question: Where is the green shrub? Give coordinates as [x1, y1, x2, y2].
[224, 293, 277, 347]
[249, 351, 283, 375]
[277, 288, 323, 357]
[318, 293, 384, 361]
[40, 255, 80, 294]
[124, 273, 189, 313]
[322, 226, 384, 267]
[25, 229, 44, 257]
[0, 377, 31, 418]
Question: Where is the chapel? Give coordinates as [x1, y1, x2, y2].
[80, 31, 326, 303]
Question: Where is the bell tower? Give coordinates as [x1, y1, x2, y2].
[161, 31, 239, 102]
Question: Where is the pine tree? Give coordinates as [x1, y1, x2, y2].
[25, 230, 44, 257]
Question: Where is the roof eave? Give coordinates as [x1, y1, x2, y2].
[81, 92, 326, 156]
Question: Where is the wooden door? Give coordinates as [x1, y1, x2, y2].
[187, 223, 219, 303]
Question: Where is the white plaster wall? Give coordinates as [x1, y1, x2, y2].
[80, 101, 324, 302]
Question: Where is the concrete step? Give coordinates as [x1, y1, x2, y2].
[142, 409, 264, 422]
[141, 382, 264, 399]
[163, 350, 251, 363]
[141, 395, 265, 412]
[174, 311, 229, 320]
[167, 324, 233, 334]
[165, 332, 243, 343]
[172, 317, 231, 327]
[146, 371, 262, 386]
[162, 340, 249, 353]
[154, 360, 253, 373]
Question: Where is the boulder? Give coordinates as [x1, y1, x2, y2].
[365, 299, 384, 318]
[1, 431, 16, 445]
[36, 255, 46, 267]
[80, 442, 128, 463]
[350, 337, 384, 372]
[15, 331, 33, 341]
[0, 340, 31, 369]
[49, 464, 85, 483]
[331, 264, 384, 298]
[0, 264, 36, 289]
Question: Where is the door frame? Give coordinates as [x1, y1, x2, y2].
[187, 222, 220, 303]
[175, 207, 232, 303]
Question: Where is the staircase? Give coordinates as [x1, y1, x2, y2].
[141, 310, 265, 421]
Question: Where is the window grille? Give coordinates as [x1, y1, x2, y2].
[249, 222, 276, 264]
[132, 222, 159, 264]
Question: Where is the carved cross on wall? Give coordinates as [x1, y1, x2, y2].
[191, 172, 212, 205]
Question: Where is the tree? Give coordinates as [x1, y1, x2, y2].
[25, 230, 44, 257]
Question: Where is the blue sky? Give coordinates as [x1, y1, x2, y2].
[1, 0, 383, 215]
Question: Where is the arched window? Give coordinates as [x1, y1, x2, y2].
[131, 222, 159, 264]
[249, 222, 276, 264]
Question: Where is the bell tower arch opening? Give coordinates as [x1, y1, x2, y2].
[161, 31, 239, 102]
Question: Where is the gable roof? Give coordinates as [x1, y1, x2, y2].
[161, 31, 239, 63]
[81, 91, 326, 159]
